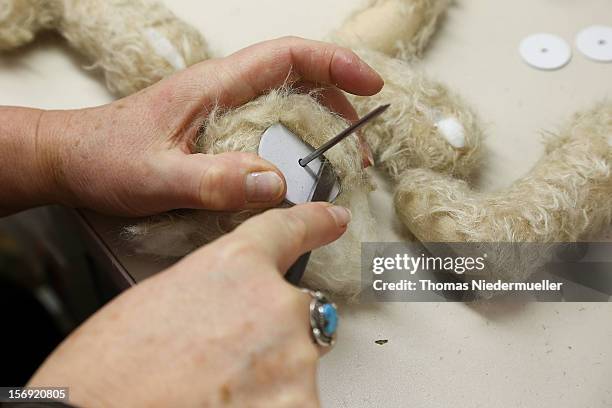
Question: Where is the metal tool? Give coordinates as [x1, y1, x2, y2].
[258, 104, 390, 285]
[298, 104, 390, 167]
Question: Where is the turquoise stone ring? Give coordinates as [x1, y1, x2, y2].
[302, 289, 338, 347]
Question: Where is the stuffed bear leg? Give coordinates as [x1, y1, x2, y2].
[332, 0, 451, 60]
[58, 0, 209, 96]
[331, 1, 484, 179]
[0, 0, 209, 96]
[394, 102, 612, 281]
[0, 0, 58, 49]
[348, 48, 484, 180]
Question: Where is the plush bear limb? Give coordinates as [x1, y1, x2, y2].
[0, 0, 58, 49]
[395, 102, 612, 243]
[58, 0, 208, 96]
[332, 0, 451, 60]
[394, 103, 612, 281]
[348, 48, 484, 180]
[0, 0, 209, 96]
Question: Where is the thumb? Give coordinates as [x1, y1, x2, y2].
[166, 151, 287, 210]
[228, 202, 352, 272]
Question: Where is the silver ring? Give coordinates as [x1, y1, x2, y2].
[302, 289, 338, 348]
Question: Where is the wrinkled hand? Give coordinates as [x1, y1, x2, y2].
[29, 202, 351, 407]
[38, 37, 383, 216]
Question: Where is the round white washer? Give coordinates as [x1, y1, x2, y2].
[576, 25, 612, 62]
[519, 33, 572, 70]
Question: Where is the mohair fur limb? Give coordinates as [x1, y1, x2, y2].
[348, 48, 484, 180]
[127, 89, 378, 297]
[332, 0, 451, 60]
[0, 0, 209, 96]
[394, 102, 612, 281]
[0, 0, 57, 49]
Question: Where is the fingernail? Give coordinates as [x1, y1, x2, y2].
[327, 205, 352, 227]
[362, 144, 375, 168]
[246, 171, 284, 202]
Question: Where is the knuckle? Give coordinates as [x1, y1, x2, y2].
[199, 163, 233, 208]
[272, 290, 308, 319]
[218, 151, 254, 163]
[277, 288, 304, 312]
[281, 394, 319, 408]
[281, 211, 309, 249]
[259, 208, 308, 249]
[216, 237, 260, 261]
[342, 47, 358, 60]
[295, 342, 319, 365]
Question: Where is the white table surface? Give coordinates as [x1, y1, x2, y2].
[1, 1, 611, 406]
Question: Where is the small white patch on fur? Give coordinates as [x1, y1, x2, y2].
[435, 117, 465, 148]
[144, 28, 186, 70]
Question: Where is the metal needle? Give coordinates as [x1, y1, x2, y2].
[298, 104, 390, 167]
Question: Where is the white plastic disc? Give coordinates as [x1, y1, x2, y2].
[519, 33, 572, 70]
[576, 25, 612, 62]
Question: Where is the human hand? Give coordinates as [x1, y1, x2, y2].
[28, 202, 351, 407]
[36, 37, 382, 216]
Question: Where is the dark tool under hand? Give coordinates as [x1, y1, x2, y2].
[258, 104, 390, 286]
[283, 158, 338, 285]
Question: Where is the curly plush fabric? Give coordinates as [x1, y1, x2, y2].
[0, 0, 57, 49]
[394, 102, 612, 281]
[126, 89, 378, 297]
[348, 48, 484, 180]
[0, 0, 208, 96]
[332, 0, 451, 60]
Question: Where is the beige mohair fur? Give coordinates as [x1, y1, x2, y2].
[332, 0, 451, 60]
[0, 0, 57, 49]
[127, 89, 378, 297]
[0, 0, 208, 96]
[348, 48, 484, 180]
[394, 103, 612, 281]
[395, 103, 612, 243]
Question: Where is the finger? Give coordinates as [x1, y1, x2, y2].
[357, 132, 374, 168]
[162, 151, 286, 210]
[180, 37, 384, 109]
[228, 202, 352, 272]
